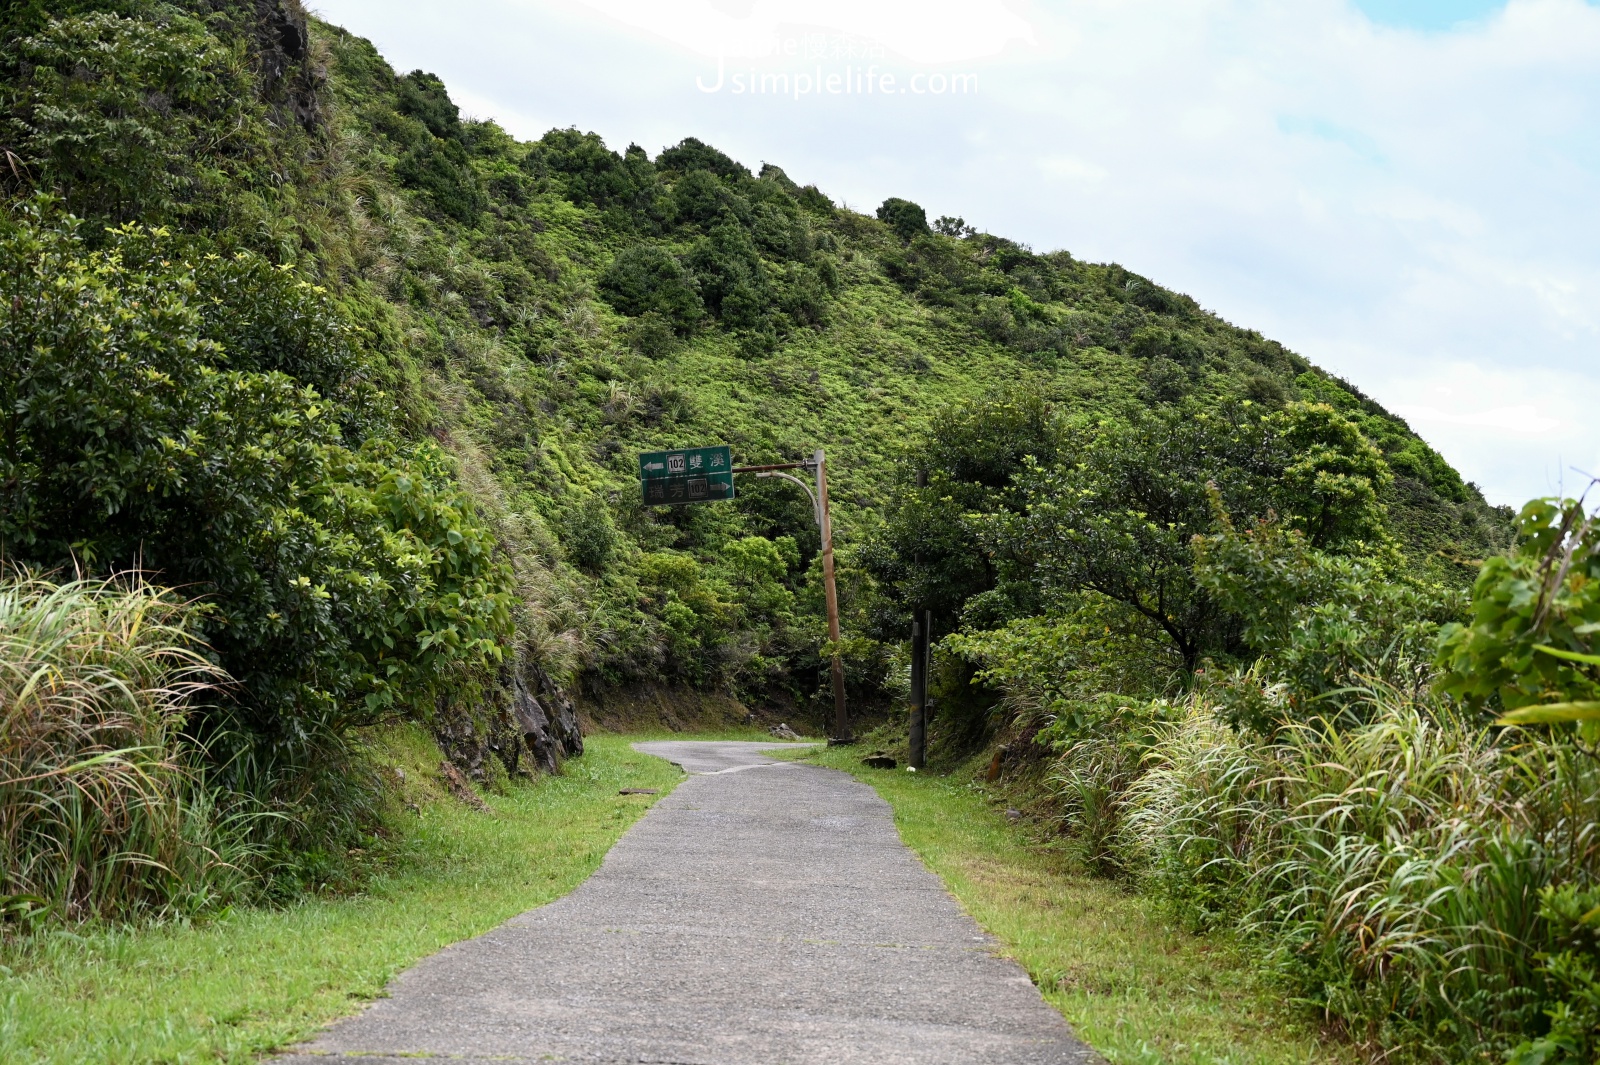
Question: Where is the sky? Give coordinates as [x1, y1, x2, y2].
[310, 0, 1600, 508]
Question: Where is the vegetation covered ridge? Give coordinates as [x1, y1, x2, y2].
[0, 0, 1505, 716]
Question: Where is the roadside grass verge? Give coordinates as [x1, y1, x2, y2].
[791, 742, 1356, 1065]
[0, 729, 682, 1065]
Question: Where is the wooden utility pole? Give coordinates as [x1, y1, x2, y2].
[909, 467, 929, 768]
[815, 449, 849, 741]
[743, 449, 849, 741]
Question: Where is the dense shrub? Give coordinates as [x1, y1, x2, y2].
[3, 12, 246, 222]
[1110, 693, 1589, 1060]
[657, 136, 749, 181]
[687, 221, 771, 326]
[395, 138, 484, 224]
[0, 10, 309, 236]
[668, 168, 746, 229]
[599, 244, 704, 332]
[0, 207, 513, 790]
[876, 196, 929, 241]
[530, 128, 658, 221]
[1440, 495, 1600, 719]
[394, 69, 462, 140]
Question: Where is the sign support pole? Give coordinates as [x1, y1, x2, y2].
[744, 450, 849, 742]
[814, 449, 850, 742]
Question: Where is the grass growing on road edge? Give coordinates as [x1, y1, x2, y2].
[0, 729, 682, 1065]
[791, 743, 1356, 1065]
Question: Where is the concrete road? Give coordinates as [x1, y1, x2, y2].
[275, 740, 1097, 1064]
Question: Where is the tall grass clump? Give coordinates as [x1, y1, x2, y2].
[0, 573, 261, 926]
[1105, 689, 1600, 1059]
[1014, 494, 1600, 1061]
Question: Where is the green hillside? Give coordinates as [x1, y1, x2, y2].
[0, 0, 1511, 734]
[315, 21, 1507, 692]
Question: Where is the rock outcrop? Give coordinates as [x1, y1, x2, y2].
[434, 659, 584, 783]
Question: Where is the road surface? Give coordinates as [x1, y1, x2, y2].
[275, 739, 1097, 1064]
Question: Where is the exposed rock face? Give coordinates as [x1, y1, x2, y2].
[434, 659, 585, 783]
[187, 0, 323, 129]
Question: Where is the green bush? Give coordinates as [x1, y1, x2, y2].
[529, 128, 658, 221]
[876, 196, 929, 241]
[394, 69, 462, 140]
[1439, 496, 1600, 720]
[0, 10, 298, 233]
[686, 221, 771, 327]
[599, 244, 704, 332]
[0, 206, 513, 788]
[395, 139, 484, 224]
[667, 168, 747, 229]
[1194, 505, 1458, 726]
[560, 494, 618, 573]
[657, 136, 749, 181]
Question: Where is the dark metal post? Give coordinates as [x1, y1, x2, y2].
[909, 614, 927, 768]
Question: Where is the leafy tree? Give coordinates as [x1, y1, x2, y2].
[1194, 503, 1458, 727]
[860, 391, 1057, 637]
[877, 197, 929, 241]
[0, 207, 513, 772]
[599, 244, 704, 333]
[989, 403, 1392, 672]
[1438, 496, 1600, 724]
[1128, 326, 1202, 366]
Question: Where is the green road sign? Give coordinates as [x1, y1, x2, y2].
[639, 445, 735, 505]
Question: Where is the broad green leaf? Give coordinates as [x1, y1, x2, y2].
[1496, 701, 1600, 725]
[1533, 645, 1600, 667]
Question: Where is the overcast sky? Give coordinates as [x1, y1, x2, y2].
[311, 0, 1600, 508]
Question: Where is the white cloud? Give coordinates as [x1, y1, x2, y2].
[1392, 404, 1563, 436]
[564, 0, 1037, 61]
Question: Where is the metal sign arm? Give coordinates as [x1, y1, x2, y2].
[755, 470, 822, 528]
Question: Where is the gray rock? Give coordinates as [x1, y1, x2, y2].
[436, 659, 585, 782]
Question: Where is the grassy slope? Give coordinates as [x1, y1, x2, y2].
[308, 19, 1510, 708]
[0, 731, 681, 1065]
[789, 742, 1356, 1065]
